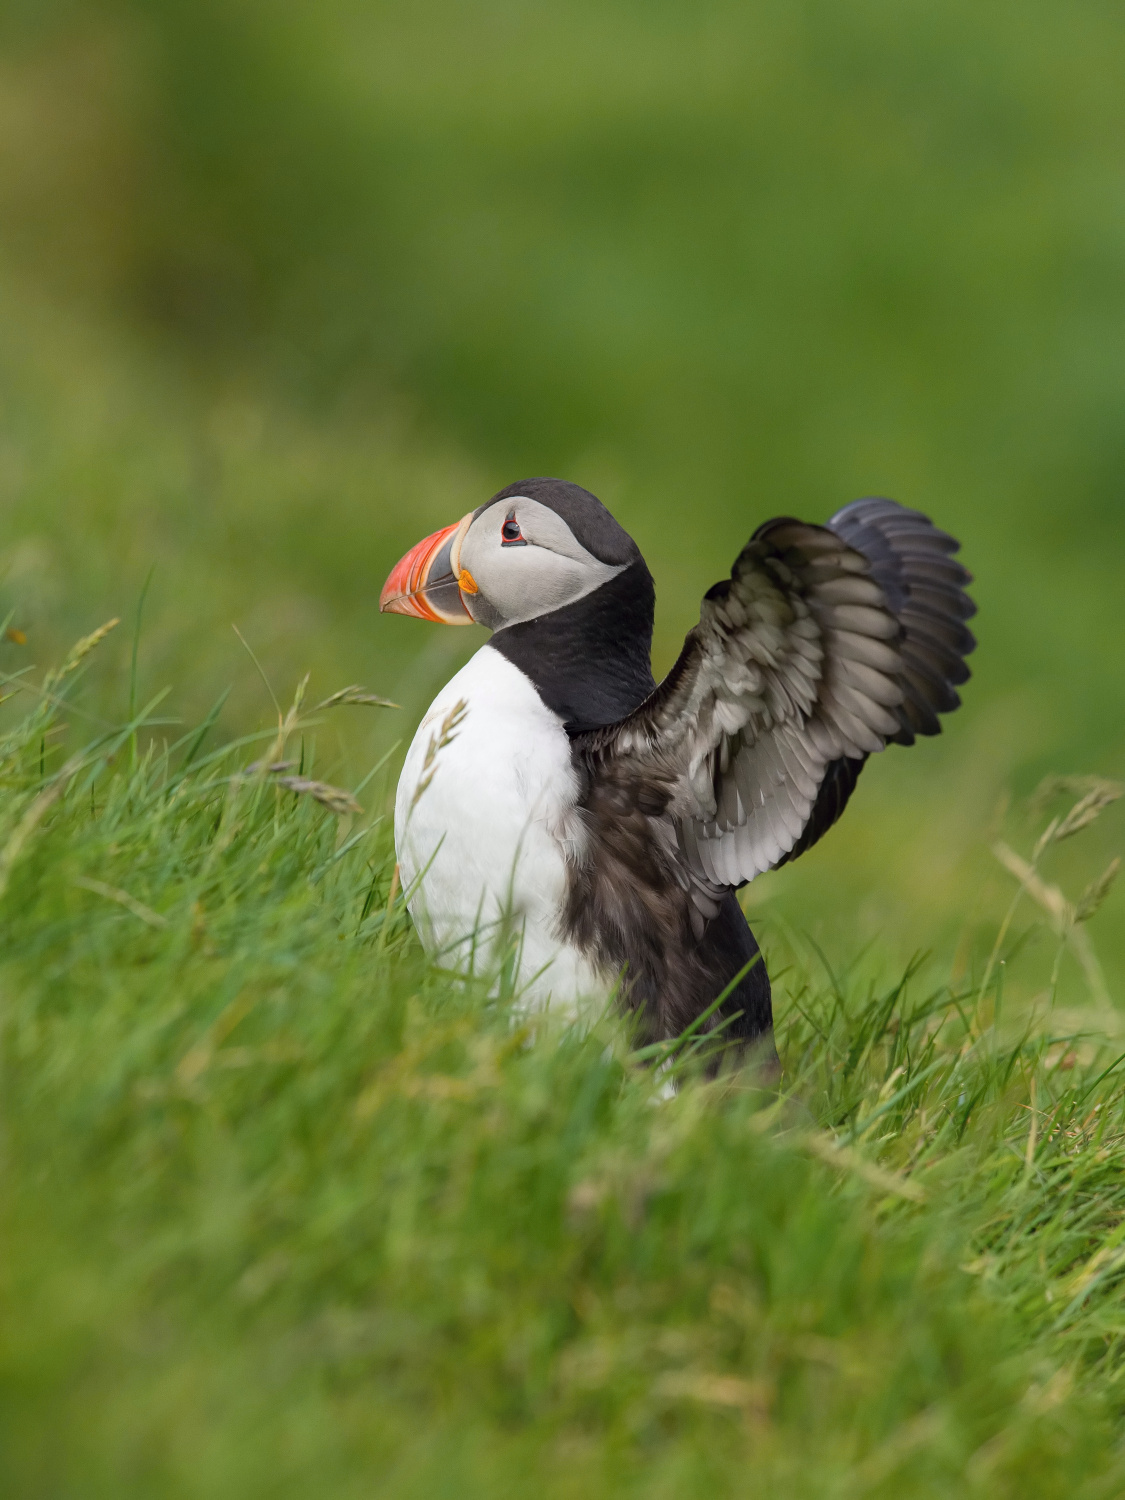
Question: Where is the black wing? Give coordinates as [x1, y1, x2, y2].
[574, 500, 975, 889]
[775, 499, 976, 866]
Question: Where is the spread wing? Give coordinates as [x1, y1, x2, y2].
[573, 500, 975, 890]
[773, 497, 977, 867]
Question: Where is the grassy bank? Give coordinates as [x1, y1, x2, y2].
[1, 631, 1123, 1497]
[4, 0, 1125, 991]
[2, 5, 1125, 1490]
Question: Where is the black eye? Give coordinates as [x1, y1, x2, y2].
[501, 518, 524, 544]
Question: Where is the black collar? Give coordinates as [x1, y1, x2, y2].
[489, 560, 656, 733]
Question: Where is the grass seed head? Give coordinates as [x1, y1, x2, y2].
[46, 617, 121, 687]
[274, 774, 362, 817]
[316, 685, 400, 710]
[1076, 858, 1121, 924]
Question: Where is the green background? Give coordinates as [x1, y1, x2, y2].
[1, 0, 1122, 989]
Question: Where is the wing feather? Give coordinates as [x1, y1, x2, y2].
[573, 500, 975, 894]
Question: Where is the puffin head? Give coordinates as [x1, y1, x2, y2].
[380, 478, 643, 632]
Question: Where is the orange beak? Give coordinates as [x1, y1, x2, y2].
[379, 515, 476, 624]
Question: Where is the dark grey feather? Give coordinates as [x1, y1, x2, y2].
[560, 494, 974, 1058]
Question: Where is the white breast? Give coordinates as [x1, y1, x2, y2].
[394, 645, 607, 1013]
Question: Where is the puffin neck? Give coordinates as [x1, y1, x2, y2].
[488, 559, 656, 733]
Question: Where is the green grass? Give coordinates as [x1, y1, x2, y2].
[3, 0, 1125, 994]
[2, 4, 1125, 1490]
[1, 623, 1124, 1498]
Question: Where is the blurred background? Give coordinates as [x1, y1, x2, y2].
[0, 0, 1122, 998]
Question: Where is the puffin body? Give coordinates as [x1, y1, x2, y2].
[395, 644, 606, 1006]
[384, 478, 975, 1064]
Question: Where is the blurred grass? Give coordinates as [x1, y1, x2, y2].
[1, 2, 1124, 1488]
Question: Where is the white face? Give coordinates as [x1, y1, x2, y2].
[455, 496, 627, 630]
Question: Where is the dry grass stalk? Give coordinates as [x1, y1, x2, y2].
[992, 842, 1072, 931]
[275, 775, 362, 817]
[74, 875, 168, 929]
[800, 1130, 926, 1203]
[1054, 784, 1123, 841]
[1076, 858, 1121, 923]
[259, 673, 310, 770]
[1028, 774, 1124, 821]
[992, 840, 1114, 1009]
[410, 699, 468, 810]
[47, 617, 121, 686]
[316, 685, 399, 710]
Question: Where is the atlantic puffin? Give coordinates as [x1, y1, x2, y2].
[381, 479, 975, 1065]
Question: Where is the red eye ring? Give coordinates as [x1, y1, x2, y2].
[501, 518, 524, 544]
